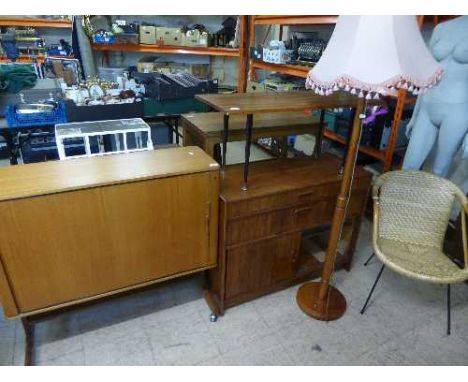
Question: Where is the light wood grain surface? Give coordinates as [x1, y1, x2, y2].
[0, 146, 220, 317]
[0, 146, 219, 202]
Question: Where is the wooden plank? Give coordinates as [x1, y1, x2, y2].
[0, 146, 219, 202]
[91, 43, 240, 57]
[196, 91, 377, 114]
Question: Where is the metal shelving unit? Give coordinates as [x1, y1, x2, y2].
[92, 16, 250, 92]
[0, 17, 74, 65]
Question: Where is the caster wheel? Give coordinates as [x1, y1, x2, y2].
[209, 313, 218, 322]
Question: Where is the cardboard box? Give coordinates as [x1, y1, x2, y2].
[140, 26, 157, 45]
[155, 27, 184, 46]
[137, 62, 155, 73]
[183, 30, 209, 47]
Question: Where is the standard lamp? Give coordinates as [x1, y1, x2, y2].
[296, 15, 443, 321]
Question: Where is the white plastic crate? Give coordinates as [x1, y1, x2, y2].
[55, 118, 154, 160]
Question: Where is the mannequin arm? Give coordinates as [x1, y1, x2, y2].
[406, 95, 422, 138]
[407, 24, 442, 139]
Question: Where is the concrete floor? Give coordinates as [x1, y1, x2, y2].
[0, 218, 467, 366]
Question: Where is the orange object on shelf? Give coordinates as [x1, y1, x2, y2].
[251, 59, 311, 78]
[91, 43, 240, 57]
[254, 15, 337, 25]
[0, 56, 75, 64]
[0, 18, 72, 28]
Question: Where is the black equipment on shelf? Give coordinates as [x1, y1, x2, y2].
[133, 72, 218, 101]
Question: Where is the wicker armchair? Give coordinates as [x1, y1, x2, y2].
[360, 170, 468, 335]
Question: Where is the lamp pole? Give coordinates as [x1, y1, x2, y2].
[296, 98, 366, 320]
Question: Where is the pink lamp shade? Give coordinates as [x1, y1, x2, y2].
[306, 16, 443, 99]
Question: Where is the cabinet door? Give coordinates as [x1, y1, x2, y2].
[225, 233, 301, 299]
[0, 171, 218, 315]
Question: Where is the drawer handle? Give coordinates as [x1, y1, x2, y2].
[294, 206, 311, 215]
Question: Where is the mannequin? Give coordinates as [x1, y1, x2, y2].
[403, 16, 468, 177]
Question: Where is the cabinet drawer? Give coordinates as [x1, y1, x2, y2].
[226, 191, 297, 219]
[225, 232, 301, 299]
[293, 192, 366, 231]
[225, 208, 293, 246]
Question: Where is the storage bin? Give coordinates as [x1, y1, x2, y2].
[5, 101, 67, 128]
[97, 67, 126, 82]
[113, 33, 139, 45]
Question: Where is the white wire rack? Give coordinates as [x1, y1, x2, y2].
[55, 118, 154, 160]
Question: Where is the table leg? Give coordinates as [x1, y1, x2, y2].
[174, 118, 180, 146]
[279, 137, 288, 158]
[21, 317, 34, 366]
[242, 114, 254, 191]
[3, 129, 18, 165]
[222, 113, 229, 167]
[315, 109, 326, 158]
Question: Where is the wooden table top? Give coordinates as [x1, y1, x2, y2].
[0, 146, 219, 201]
[181, 112, 321, 135]
[220, 154, 371, 202]
[196, 91, 370, 114]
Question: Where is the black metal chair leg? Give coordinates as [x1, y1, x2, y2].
[360, 264, 385, 314]
[364, 252, 375, 266]
[447, 284, 451, 336]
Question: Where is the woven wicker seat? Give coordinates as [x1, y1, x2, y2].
[361, 170, 468, 335]
[378, 238, 468, 283]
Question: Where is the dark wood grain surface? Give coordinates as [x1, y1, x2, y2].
[196, 91, 374, 114]
[181, 111, 321, 135]
[205, 155, 372, 314]
[220, 154, 369, 202]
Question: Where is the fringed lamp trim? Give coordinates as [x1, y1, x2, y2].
[305, 67, 444, 99]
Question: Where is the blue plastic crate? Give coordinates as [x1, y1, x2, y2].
[93, 34, 114, 44]
[5, 101, 67, 128]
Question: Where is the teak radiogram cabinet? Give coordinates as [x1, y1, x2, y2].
[0, 146, 219, 318]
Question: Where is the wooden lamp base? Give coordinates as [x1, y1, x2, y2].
[296, 282, 347, 321]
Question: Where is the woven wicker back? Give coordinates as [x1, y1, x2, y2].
[377, 171, 456, 249]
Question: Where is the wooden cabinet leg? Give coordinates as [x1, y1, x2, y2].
[21, 317, 34, 366]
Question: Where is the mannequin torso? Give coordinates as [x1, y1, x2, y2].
[403, 16, 468, 177]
